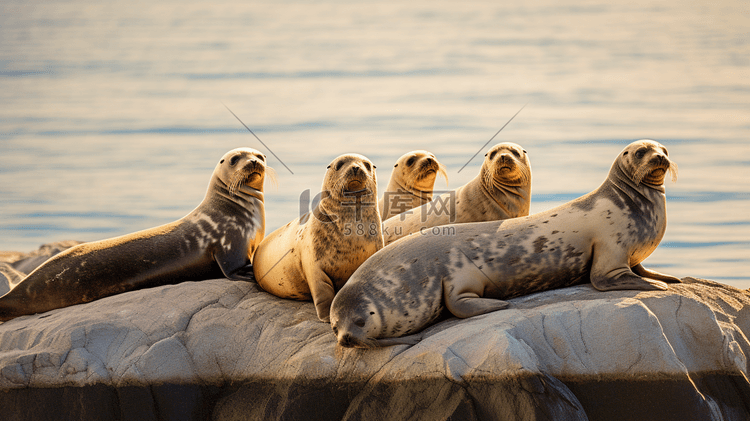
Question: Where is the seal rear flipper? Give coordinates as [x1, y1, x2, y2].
[0, 263, 25, 293]
[631, 263, 682, 283]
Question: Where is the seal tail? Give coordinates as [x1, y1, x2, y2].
[0, 263, 25, 291]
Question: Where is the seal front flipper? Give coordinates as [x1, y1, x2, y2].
[631, 263, 681, 283]
[590, 242, 669, 291]
[227, 263, 257, 282]
[444, 278, 509, 319]
[304, 262, 336, 323]
[214, 250, 254, 281]
[372, 333, 423, 347]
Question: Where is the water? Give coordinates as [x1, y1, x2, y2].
[1, 0, 748, 288]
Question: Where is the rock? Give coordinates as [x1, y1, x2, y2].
[0, 242, 749, 420]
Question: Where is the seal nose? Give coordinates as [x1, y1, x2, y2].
[352, 166, 360, 176]
[499, 153, 513, 165]
[340, 333, 355, 348]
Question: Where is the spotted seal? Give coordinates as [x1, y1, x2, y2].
[382, 142, 531, 245]
[379, 150, 447, 220]
[0, 148, 271, 322]
[253, 153, 383, 322]
[330, 140, 680, 347]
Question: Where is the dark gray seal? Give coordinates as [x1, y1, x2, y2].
[330, 140, 681, 348]
[0, 147, 272, 322]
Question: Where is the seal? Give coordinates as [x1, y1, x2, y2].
[0, 147, 272, 322]
[382, 142, 531, 245]
[253, 153, 384, 322]
[378, 150, 447, 220]
[330, 140, 681, 348]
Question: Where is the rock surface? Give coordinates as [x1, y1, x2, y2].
[0, 242, 749, 421]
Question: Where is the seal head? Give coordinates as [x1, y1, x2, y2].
[215, 147, 275, 200]
[618, 140, 678, 189]
[380, 150, 447, 220]
[480, 142, 531, 212]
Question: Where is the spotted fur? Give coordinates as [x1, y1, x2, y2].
[331, 140, 681, 348]
[253, 153, 384, 322]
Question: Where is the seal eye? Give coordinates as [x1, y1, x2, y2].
[335, 161, 344, 171]
[364, 162, 371, 171]
[354, 319, 366, 328]
[511, 149, 520, 158]
[406, 157, 416, 167]
[635, 148, 647, 160]
[229, 155, 241, 166]
[488, 150, 497, 160]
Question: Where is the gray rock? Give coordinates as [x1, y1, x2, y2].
[0, 242, 749, 420]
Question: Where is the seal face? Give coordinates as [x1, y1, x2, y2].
[331, 140, 681, 348]
[0, 148, 272, 322]
[379, 150, 447, 220]
[253, 153, 384, 322]
[382, 142, 531, 245]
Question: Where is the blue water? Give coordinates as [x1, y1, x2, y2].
[1, 0, 748, 288]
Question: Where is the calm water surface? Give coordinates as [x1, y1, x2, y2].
[1, 0, 748, 288]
